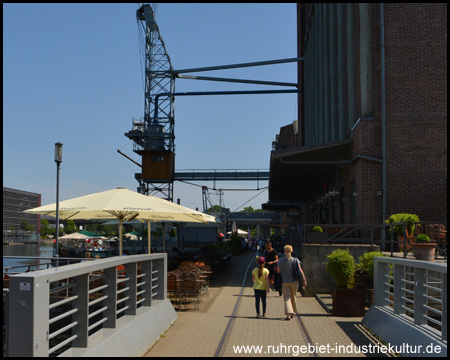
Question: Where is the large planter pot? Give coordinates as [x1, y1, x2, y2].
[332, 289, 366, 317]
[413, 242, 436, 261]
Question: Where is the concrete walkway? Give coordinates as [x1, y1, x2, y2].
[143, 252, 393, 357]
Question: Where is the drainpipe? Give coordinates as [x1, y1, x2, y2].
[380, 5, 387, 234]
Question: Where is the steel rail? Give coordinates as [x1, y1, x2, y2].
[213, 253, 316, 357]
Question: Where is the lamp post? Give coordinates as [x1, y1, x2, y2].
[54, 142, 63, 267]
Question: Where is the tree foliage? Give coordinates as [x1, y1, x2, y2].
[64, 220, 77, 234]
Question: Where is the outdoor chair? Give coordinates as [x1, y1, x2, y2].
[167, 271, 182, 309]
[181, 271, 202, 310]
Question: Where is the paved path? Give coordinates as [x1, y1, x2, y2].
[143, 252, 393, 357]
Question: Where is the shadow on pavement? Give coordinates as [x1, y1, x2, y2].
[335, 321, 393, 357]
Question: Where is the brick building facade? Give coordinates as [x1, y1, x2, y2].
[264, 3, 447, 225]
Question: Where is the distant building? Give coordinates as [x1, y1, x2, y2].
[3, 187, 41, 233]
[264, 3, 447, 224]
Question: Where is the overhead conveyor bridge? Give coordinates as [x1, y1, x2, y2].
[174, 170, 269, 182]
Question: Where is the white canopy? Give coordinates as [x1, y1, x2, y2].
[25, 188, 216, 256]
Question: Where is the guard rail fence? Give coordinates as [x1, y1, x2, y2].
[6, 253, 168, 357]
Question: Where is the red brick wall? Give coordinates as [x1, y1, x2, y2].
[296, 3, 446, 224]
[373, 3, 447, 221]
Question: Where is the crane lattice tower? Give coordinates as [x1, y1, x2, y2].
[126, 4, 175, 201]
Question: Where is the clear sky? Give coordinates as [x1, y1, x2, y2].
[3, 3, 298, 213]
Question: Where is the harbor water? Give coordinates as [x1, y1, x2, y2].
[3, 242, 55, 274]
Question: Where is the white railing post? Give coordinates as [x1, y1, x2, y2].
[152, 255, 166, 301]
[374, 257, 388, 305]
[8, 275, 50, 356]
[103, 266, 118, 329]
[125, 262, 138, 316]
[72, 273, 89, 348]
[414, 266, 427, 326]
[442, 272, 447, 341]
[393, 264, 404, 314]
[142, 259, 153, 306]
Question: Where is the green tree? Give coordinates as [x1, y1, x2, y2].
[40, 218, 51, 237]
[207, 205, 222, 213]
[20, 220, 34, 232]
[65, 220, 77, 234]
[240, 206, 263, 212]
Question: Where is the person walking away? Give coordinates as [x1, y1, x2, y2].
[252, 256, 270, 318]
[277, 245, 307, 320]
[264, 241, 279, 289]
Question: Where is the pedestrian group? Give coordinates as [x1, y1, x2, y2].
[251, 240, 307, 320]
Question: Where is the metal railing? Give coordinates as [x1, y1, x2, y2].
[373, 257, 447, 342]
[3, 256, 91, 274]
[7, 254, 166, 357]
[292, 222, 447, 260]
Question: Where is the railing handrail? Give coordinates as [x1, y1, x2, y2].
[375, 256, 447, 273]
[8, 254, 163, 282]
[373, 256, 447, 342]
[7, 253, 167, 356]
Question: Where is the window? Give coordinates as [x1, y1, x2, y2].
[151, 154, 164, 162]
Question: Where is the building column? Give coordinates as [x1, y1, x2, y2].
[359, 3, 373, 118]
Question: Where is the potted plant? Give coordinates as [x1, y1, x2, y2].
[385, 213, 420, 252]
[413, 234, 437, 261]
[230, 232, 242, 256]
[355, 251, 385, 306]
[326, 249, 365, 317]
[308, 225, 328, 243]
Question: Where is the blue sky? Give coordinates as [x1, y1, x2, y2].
[3, 3, 298, 213]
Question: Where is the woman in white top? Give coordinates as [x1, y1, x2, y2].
[277, 245, 307, 320]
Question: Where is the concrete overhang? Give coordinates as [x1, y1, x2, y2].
[271, 138, 353, 164]
[262, 200, 303, 211]
[267, 138, 354, 205]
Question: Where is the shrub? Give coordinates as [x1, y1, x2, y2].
[230, 232, 242, 251]
[312, 226, 323, 232]
[416, 234, 431, 243]
[357, 251, 385, 279]
[326, 249, 355, 289]
[385, 213, 420, 237]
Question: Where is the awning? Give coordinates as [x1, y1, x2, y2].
[271, 138, 353, 163]
[267, 139, 353, 207]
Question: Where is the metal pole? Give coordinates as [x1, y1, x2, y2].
[55, 161, 60, 267]
[154, 89, 301, 119]
[173, 57, 304, 74]
[119, 218, 123, 256]
[380, 4, 387, 230]
[148, 220, 151, 253]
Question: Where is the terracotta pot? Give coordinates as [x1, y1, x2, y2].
[413, 242, 436, 261]
[332, 288, 366, 317]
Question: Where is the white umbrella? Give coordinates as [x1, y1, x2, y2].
[58, 232, 91, 240]
[124, 232, 139, 240]
[25, 188, 214, 256]
[227, 229, 248, 235]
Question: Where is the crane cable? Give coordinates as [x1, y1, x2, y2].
[229, 187, 268, 215]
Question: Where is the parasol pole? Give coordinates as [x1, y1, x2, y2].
[119, 217, 123, 256]
[162, 223, 166, 253]
[147, 220, 151, 253]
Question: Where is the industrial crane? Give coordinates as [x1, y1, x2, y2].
[125, 4, 175, 200]
[124, 3, 302, 204]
